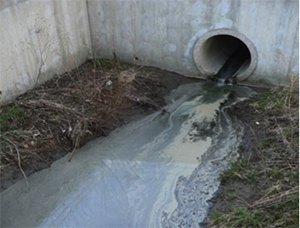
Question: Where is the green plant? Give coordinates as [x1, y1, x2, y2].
[90, 55, 131, 72]
[284, 170, 298, 183]
[0, 103, 26, 130]
[210, 73, 299, 228]
[225, 193, 236, 201]
[113, 51, 121, 69]
[257, 90, 287, 110]
[214, 199, 299, 228]
[92, 58, 102, 67]
[269, 166, 280, 177]
[221, 157, 249, 181]
[258, 141, 266, 149]
[245, 169, 258, 182]
[112, 52, 131, 70]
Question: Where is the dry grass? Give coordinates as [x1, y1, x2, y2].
[209, 78, 299, 227]
[0, 58, 163, 179]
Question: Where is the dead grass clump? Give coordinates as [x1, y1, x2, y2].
[0, 58, 163, 181]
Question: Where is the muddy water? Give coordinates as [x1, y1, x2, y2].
[1, 82, 254, 228]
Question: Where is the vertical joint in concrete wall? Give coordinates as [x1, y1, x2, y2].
[193, 29, 258, 82]
[85, 0, 93, 59]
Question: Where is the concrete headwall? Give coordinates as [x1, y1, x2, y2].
[88, 0, 299, 85]
[0, 0, 91, 103]
[1, 0, 299, 103]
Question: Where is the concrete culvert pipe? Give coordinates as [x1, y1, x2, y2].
[193, 29, 258, 82]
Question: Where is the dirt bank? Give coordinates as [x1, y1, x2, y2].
[0, 59, 200, 192]
[201, 86, 299, 227]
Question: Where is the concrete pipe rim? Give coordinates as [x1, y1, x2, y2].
[193, 29, 258, 82]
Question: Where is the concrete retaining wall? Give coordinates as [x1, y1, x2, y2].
[0, 0, 91, 103]
[1, 0, 298, 103]
[88, 0, 299, 85]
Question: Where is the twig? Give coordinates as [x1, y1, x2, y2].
[0, 136, 29, 191]
[68, 138, 79, 162]
[67, 119, 92, 162]
[276, 122, 293, 152]
[234, 194, 252, 208]
[249, 186, 298, 208]
[27, 99, 82, 115]
[288, 73, 298, 111]
[247, 124, 266, 171]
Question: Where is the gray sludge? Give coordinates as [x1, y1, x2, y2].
[0, 82, 254, 228]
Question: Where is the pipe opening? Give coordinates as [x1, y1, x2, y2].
[193, 30, 258, 82]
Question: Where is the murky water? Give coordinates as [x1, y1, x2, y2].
[1, 82, 254, 228]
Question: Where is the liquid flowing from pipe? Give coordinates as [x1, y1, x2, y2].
[0, 82, 255, 228]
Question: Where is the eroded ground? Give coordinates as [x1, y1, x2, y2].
[202, 86, 299, 227]
[0, 59, 199, 191]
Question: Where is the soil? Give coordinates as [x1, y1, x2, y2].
[201, 100, 268, 225]
[201, 88, 299, 227]
[0, 60, 200, 192]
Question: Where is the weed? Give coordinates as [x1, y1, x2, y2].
[258, 141, 265, 149]
[210, 74, 299, 228]
[284, 170, 298, 182]
[288, 72, 298, 110]
[92, 58, 102, 67]
[213, 198, 299, 228]
[225, 193, 236, 201]
[246, 169, 258, 182]
[90, 54, 131, 72]
[94, 58, 114, 69]
[220, 157, 249, 181]
[112, 52, 131, 70]
[0, 102, 26, 131]
[113, 51, 121, 69]
[255, 88, 290, 111]
[269, 166, 280, 177]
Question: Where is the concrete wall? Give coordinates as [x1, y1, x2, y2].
[1, 0, 298, 103]
[0, 0, 91, 103]
[88, 0, 299, 86]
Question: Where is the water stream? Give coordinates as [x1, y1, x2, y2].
[1, 81, 255, 228]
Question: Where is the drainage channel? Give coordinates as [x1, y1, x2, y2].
[1, 81, 255, 228]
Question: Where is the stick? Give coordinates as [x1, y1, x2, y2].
[249, 186, 298, 208]
[1, 136, 29, 191]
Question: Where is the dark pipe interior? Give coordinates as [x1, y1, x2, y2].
[199, 35, 251, 82]
[212, 43, 251, 83]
